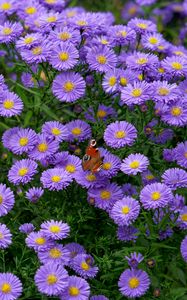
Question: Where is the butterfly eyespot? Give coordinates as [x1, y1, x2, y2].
[83, 154, 90, 161]
[90, 139, 96, 147]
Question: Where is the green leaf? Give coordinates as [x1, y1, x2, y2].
[41, 104, 59, 120]
[24, 111, 33, 127]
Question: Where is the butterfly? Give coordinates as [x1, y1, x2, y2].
[82, 139, 103, 174]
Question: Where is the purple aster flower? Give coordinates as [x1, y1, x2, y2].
[8, 128, 37, 155]
[20, 42, 51, 64]
[25, 187, 44, 203]
[170, 194, 185, 212]
[110, 197, 140, 226]
[102, 69, 119, 94]
[19, 223, 35, 234]
[42, 121, 69, 142]
[49, 42, 79, 71]
[16, 32, 43, 50]
[151, 81, 179, 104]
[0, 21, 23, 44]
[181, 236, 187, 262]
[52, 71, 86, 103]
[162, 168, 187, 190]
[41, 168, 72, 191]
[17, 0, 45, 19]
[86, 46, 117, 73]
[0, 183, 14, 217]
[121, 183, 138, 197]
[109, 25, 136, 47]
[121, 81, 151, 106]
[140, 182, 173, 210]
[26, 230, 54, 252]
[125, 252, 144, 269]
[0, 223, 12, 249]
[178, 206, 187, 229]
[121, 2, 143, 21]
[74, 170, 106, 189]
[71, 254, 99, 279]
[117, 225, 139, 242]
[34, 263, 68, 296]
[62, 155, 82, 178]
[163, 148, 175, 162]
[99, 148, 121, 178]
[135, 0, 156, 5]
[118, 68, 138, 91]
[104, 121, 137, 149]
[118, 268, 150, 298]
[121, 153, 149, 175]
[8, 159, 38, 185]
[126, 52, 159, 72]
[66, 120, 91, 142]
[159, 227, 174, 240]
[40, 220, 70, 240]
[90, 296, 109, 300]
[0, 0, 16, 15]
[174, 141, 187, 168]
[39, 12, 63, 31]
[49, 26, 81, 45]
[162, 56, 187, 78]
[0, 273, 22, 300]
[141, 32, 165, 51]
[161, 99, 187, 127]
[21, 72, 37, 88]
[141, 170, 158, 185]
[38, 244, 71, 266]
[49, 151, 69, 167]
[128, 18, 157, 33]
[59, 275, 90, 300]
[0, 91, 23, 117]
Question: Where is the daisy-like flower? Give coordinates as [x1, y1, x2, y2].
[0, 183, 14, 217]
[38, 244, 71, 266]
[34, 263, 69, 296]
[26, 230, 54, 252]
[161, 99, 187, 127]
[52, 71, 86, 103]
[162, 55, 187, 77]
[102, 68, 119, 94]
[88, 182, 123, 212]
[20, 42, 51, 64]
[86, 46, 117, 73]
[62, 155, 82, 178]
[42, 121, 69, 142]
[161, 168, 187, 190]
[49, 151, 69, 167]
[49, 42, 79, 71]
[104, 121, 137, 149]
[71, 254, 99, 279]
[28, 133, 59, 161]
[128, 17, 157, 33]
[25, 187, 44, 203]
[141, 32, 165, 51]
[90, 296, 109, 300]
[21, 72, 38, 88]
[126, 52, 159, 72]
[140, 182, 173, 210]
[109, 25, 136, 47]
[66, 120, 91, 142]
[99, 148, 121, 178]
[2, 127, 19, 150]
[0, 21, 23, 44]
[125, 252, 144, 269]
[121, 153, 149, 175]
[174, 141, 187, 168]
[16, 33, 43, 50]
[141, 170, 158, 185]
[170, 194, 185, 212]
[181, 236, 187, 262]
[39, 12, 63, 31]
[178, 206, 187, 229]
[8, 159, 38, 185]
[19, 223, 35, 234]
[41, 168, 72, 191]
[0, 273, 22, 300]
[59, 275, 90, 300]
[110, 197, 140, 226]
[0, 91, 23, 117]
[74, 170, 107, 189]
[151, 81, 179, 104]
[8, 128, 37, 155]
[17, 0, 45, 19]
[118, 268, 150, 298]
[0, 0, 16, 15]
[49, 26, 81, 46]
[117, 225, 139, 242]
[64, 243, 86, 260]
[0, 223, 12, 249]
[121, 81, 151, 106]
[41, 220, 70, 240]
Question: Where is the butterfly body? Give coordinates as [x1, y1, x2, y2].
[82, 139, 103, 173]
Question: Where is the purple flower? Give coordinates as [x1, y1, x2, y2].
[25, 187, 44, 203]
[141, 170, 158, 185]
[140, 182, 173, 210]
[52, 71, 86, 103]
[8, 128, 37, 155]
[90, 296, 109, 300]
[66, 120, 91, 142]
[128, 17, 157, 33]
[0, 183, 14, 217]
[0, 91, 23, 117]
[104, 121, 137, 149]
[126, 52, 159, 72]
[141, 32, 165, 51]
[49, 26, 81, 45]
[102, 69, 119, 94]
[118, 268, 150, 298]
[121, 183, 138, 197]
[163, 148, 175, 162]
[121, 81, 151, 106]
[174, 141, 187, 168]
[74, 170, 106, 189]
[109, 25, 136, 46]
[0, 223, 12, 249]
[110, 197, 140, 226]
[117, 225, 139, 242]
[161, 168, 187, 190]
[39, 12, 63, 31]
[170, 194, 185, 212]
[59, 275, 90, 300]
[19, 223, 35, 234]
[40, 220, 70, 240]
[121, 153, 149, 175]
[0, 273, 22, 299]
[151, 81, 179, 103]
[162, 56, 187, 78]
[0, 0, 16, 15]
[38, 244, 71, 266]
[178, 206, 187, 229]
[16, 33, 43, 50]
[99, 148, 121, 178]
[26, 230, 54, 252]
[71, 254, 99, 279]
[181, 236, 187, 262]
[42, 121, 69, 142]
[0, 21, 23, 44]
[34, 264, 69, 296]
[62, 155, 82, 178]
[41, 168, 72, 191]
[161, 99, 187, 127]
[8, 159, 38, 185]
[20, 42, 51, 64]
[125, 252, 144, 269]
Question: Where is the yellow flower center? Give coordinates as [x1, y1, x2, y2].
[184, 152, 187, 158]
[47, 274, 58, 285]
[181, 214, 187, 222]
[131, 88, 142, 97]
[59, 52, 69, 61]
[171, 62, 183, 70]
[24, 37, 34, 44]
[148, 37, 158, 44]
[51, 175, 61, 182]
[66, 164, 76, 173]
[118, 30, 127, 37]
[3, 27, 12, 35]
[146, 174, 154, 180]
[77, 20, 87, 26]
[129, 160, 140, 169]
[51, 127, 61, 135]
[137, 23, 147, 29]
[151, 191, 161, 201]
[122, 206, 130, 214]
[128, 277, 140, 289]
[35, 237, 46, 245]
[138, 74, 143, 81]
[19, 137, 28, 146]
[81, 262, 90, 270]
[97, 55, 107, 64]
[18, 168, 28, 176]
[158, 67, 165, 73]
[69, 286, 80, 296]
[37, 143, 48, 152]
[49, 248, 62, 258]
[67, 11, 76, 18]
[47, 16, 57, 23]
[86, 174, 96, 181]
[171, 107, 182, 116]
[45, 0, 56, 3]
[1, 2, 11, 10]
[49, 225, 61, 233]
[0, 195, 3, 204]
[174, 51, 184, 56]
[1, 283, 11, 293]
[25, 6, 36, 14]
[136, 58, 148, 64]
[102, 162, 111, 170]
[71, 127, 82, 135]
[158, 45, 165, 50]
[158, 87, 169, 96]
[59, 32, 71, 41]
[101, 39, 108, 45]
[128, 7, 137, 14]
[97, 109, 107, 118]
[3, 100, 14, 109]
[115, 130, 126, 139]
[108, 76, 116, 86]
[0, 232, 4, 239]
[120, 77, 127, 86]
[32, 46, 42, 55]
[100, 190, 111, 200]
[63, 81, 75, 92]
